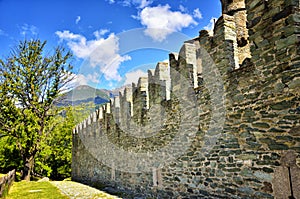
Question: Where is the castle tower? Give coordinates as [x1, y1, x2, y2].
[220, 0, 251, 66]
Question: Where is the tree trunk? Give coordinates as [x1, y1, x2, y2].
[21, 155, 34, 181]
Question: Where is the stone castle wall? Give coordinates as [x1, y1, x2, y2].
[72, 0, 300, 198]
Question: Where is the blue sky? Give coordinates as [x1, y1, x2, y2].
[0, 0, 221, 90]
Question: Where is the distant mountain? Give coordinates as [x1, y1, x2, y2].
[98, 85, 130, 98]
[57, 85, 110, 106]
[110, 84, 131, 96]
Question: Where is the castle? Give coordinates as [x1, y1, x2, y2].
[72, 0, 300, 198]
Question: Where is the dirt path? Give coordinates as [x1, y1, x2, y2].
[51, 181, 120, 199]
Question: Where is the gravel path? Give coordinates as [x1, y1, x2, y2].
[51, 181, 121, 199]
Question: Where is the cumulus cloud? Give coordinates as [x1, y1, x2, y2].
[139, 4, 197, 42]
[20, 24, 38, 36]
[204, 17, 218, 36]
[75, 16, 81, 24]
[193, 8, 203, 19]
[93, 29, 109, 38]
[124, 69, 147, 85]
[56, 30, 131, 81]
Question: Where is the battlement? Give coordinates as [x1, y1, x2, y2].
[72, 0, 300, 198]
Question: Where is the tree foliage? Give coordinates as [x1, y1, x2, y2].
[0, 39, 73, 180]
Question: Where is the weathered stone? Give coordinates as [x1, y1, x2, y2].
[254, 192, 273, 198]
[252, 122, 270, 129]
[262, 167, 274, 173]
[269, 143, 289, 150]
[243, 108, 256, 117]
[241, 168, 253, 177]
[254, 171, 273, 182]
[269, 128, 286, 133]
[236, 154, 257, 160]
[270, 101, 292, 110]
[216, 170, 225, 177]
[288, 78, 300, 89]
[72, 0, 300, 198]
[225, 187, 236, 194]
[238, 186, 254, 195]
[289, 125, 300, 136]
[272, 5, 295, 22]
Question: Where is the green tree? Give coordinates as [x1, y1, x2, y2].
[0, 39, 73, 181]
[0, 135, 22, 173]
[35, 107, 74, 180]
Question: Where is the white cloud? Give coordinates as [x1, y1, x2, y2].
[20, 24, 38, 36]
[122, 0, 131, 6]
[65, 73, 101, 89]
[61, 73, 88, 92]
[75, 74, 88, 85]
[135, 0, 152, 8]
[131, 14, 139, 20]
[124, 69, 147, 85]
[75, 16, 81, 24]
[86, 73, 100, 84]
[139, 4, 197, 42]
[179, 5, 187, 12]
[0, 29, 7, 36]
[93, 29, 109, 39]
[109, 0, 152, 8]
[204, 17, 217, 36]
[193, 8, 203, 19]
[56, 30, 131, 81]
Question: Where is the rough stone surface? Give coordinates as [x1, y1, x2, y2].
[72, 0, 300, 198]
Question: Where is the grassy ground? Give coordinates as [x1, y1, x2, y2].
[7, 181, 69, 199]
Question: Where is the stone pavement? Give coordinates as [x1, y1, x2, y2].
[51, 181, 120, 199]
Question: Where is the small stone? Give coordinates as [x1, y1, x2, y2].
[252, 122, 270, 129]
[269, 143, 289, 150]
[272, 6, 295, 22]
[269, 128, 286, 133]
[236, 154, 257, 160]
[238, 187, 254, 195]
[241, 168, 253, 177]
[254, 171, 273, 182]
[254, 191, 273, 198]
[243, 108, 256, 117]
[216, 170, 225, 177]
[262, 167, 274, 173]
[288, 77, 300, 89]
[289, 125, 300, 136]
[274, 82, 285, 93]
[261, 182, 273, 193]
[225, 187, 236, 194]
[270, 101, 292, 110]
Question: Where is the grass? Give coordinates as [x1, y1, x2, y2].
[7, 181, 68, 199]
[0, 173, 5, 177]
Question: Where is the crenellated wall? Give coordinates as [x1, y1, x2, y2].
[72, 0, 300, 198]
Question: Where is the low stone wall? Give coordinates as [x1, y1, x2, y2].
[0, 170, 15, 198]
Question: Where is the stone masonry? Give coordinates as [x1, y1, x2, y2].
[72, 0, 300, 198]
